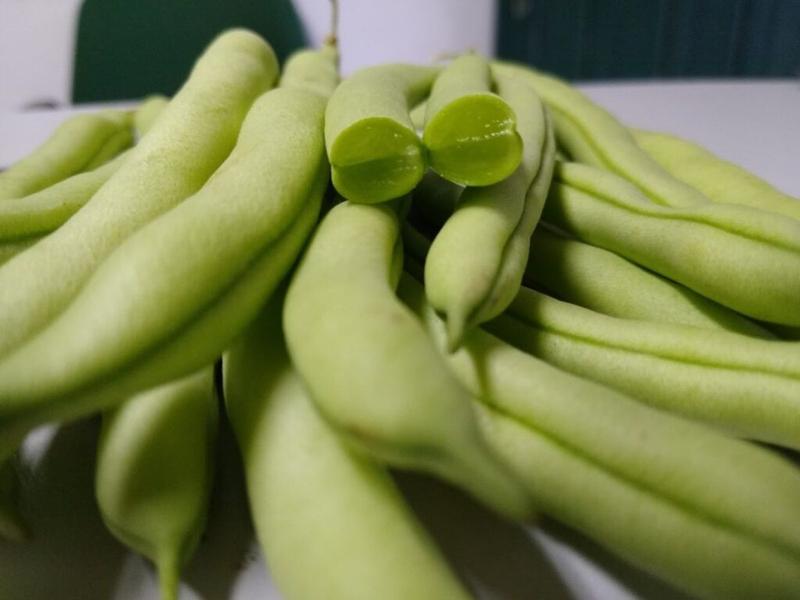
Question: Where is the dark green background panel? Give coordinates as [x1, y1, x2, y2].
[497, 0, 800, 80]
[72, 0, 306, 103]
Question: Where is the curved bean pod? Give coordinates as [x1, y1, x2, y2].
[224, 302, 472, 600]
[494, 63, 708, 208]
[490, 285, 800, 449]
[133, 95, 170, 140]
[0, 84, 329, 420]
[526, 227, 772, 338]
[96, 367, 217, 600]
[0, 110, 132, 200]
[400, 274, 800, 599]
[545, 161, 800, 325]
[633, 129, 800, 221]
[425, 70, 555, 349]
[0, 29, 278, 359]
[0, 96, 168, 244]
[325, 63, 439, 203]
[423, 54, 522, 186]
[283, 201, 533, 520]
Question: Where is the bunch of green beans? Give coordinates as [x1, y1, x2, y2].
[401, 273, 800, 599]
[4, 26, 800, 600]
[225, 298, 471, 600]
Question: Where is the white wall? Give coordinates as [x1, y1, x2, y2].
[0, 0, 496, 110]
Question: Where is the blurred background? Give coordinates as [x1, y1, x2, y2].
[1, 0, 799, 110]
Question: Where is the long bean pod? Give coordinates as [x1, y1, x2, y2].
[96, 367, 217, 600]
[325, 63, 439, 203]
[489, 285, 800, 449]
[423, 54, 521, 186]
[224, 301, 472, 600]
[633, 129, 800, 221]
[0, 46, 333, 436]
[0, 29, 278, 359]
[400, 274, 800, 599]
[424, 69, 555, 349]
[0, 110, 132, 200]
[494, 63, 708, 208]
[544, 161, 800, 325]
[526, 227, 772, 337]
[283, 200, 533, 520]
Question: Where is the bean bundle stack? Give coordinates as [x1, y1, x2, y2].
[1, 28, 799, 600]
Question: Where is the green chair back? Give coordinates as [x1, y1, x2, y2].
[72, 0, 306, 102]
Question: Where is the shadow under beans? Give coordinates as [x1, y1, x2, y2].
[183, 412, 258, 600]
[537, 518, 693, 600]
[394, 471, 572, 600]
[0, 418, 129, 600]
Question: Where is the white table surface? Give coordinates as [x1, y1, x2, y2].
[0, 80, 797, 600]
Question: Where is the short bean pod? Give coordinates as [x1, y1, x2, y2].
[494, 63, 708, 208]
[423, 54, 522, 186]
[224, 301, 472, 600]
[424, 70, 555, 349]
[283, 200, 533, 520]
[490, 285, 800, 450]
[325, 63, 439, 203]
[96, 367, 218, 600]
[526, 227, 772, 338]
[633, 129, 800, 221]
[0, 29, 278, 360]
[133, 95, 170, 140]
[0, 110, 132, 201]
[400, 274, 800, 600]
[544, 161, 800, 325]
[0, 45, 333, 439]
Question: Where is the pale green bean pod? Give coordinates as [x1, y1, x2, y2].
[0, 29, 277, 360]
[96, 367, 217, 600]
[544, 161, 800, 326]
[633, 129, 800, 221]
[283, 200, 533, 520]
[425, 69, 555, 349]
[0, 96, 168, 245]
[325, 63, 439, 203]
[133, 95, 170, 140]
[400, 273, 800, 599]
[489, 285, 800, 450]
[423, 54, 522, 186]
[0, 110, 132, 201]
[493, 63, 708, 208]
[526, 227, 772, 337]
[224, 301, 472, 600]
[0, 44, 333, 442]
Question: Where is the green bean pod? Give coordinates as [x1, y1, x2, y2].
[544, 161, 800, 326]
[133, 95, 170, 140]
[0, 110, 133, 201]
[224, 301, 472, 600]
[526, 227, 772, 338]
[283, 200, 533, 520]
[400, 274, 800, 599]
[96, 367, 217, 600]
[633, 129, 800, 221]
[424, 70, 555, 349]
[0, 54, 332, 433]
[488, 285, 800, 449]
[325, 63, 439, 203]
[0, 237, 36, 267]
[423, 54, 522, 186]
[0, 152, 127, 242]
[0, 96, 168, 245]
[0, 29, 278, 360]
[494, 63, 708, 208]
